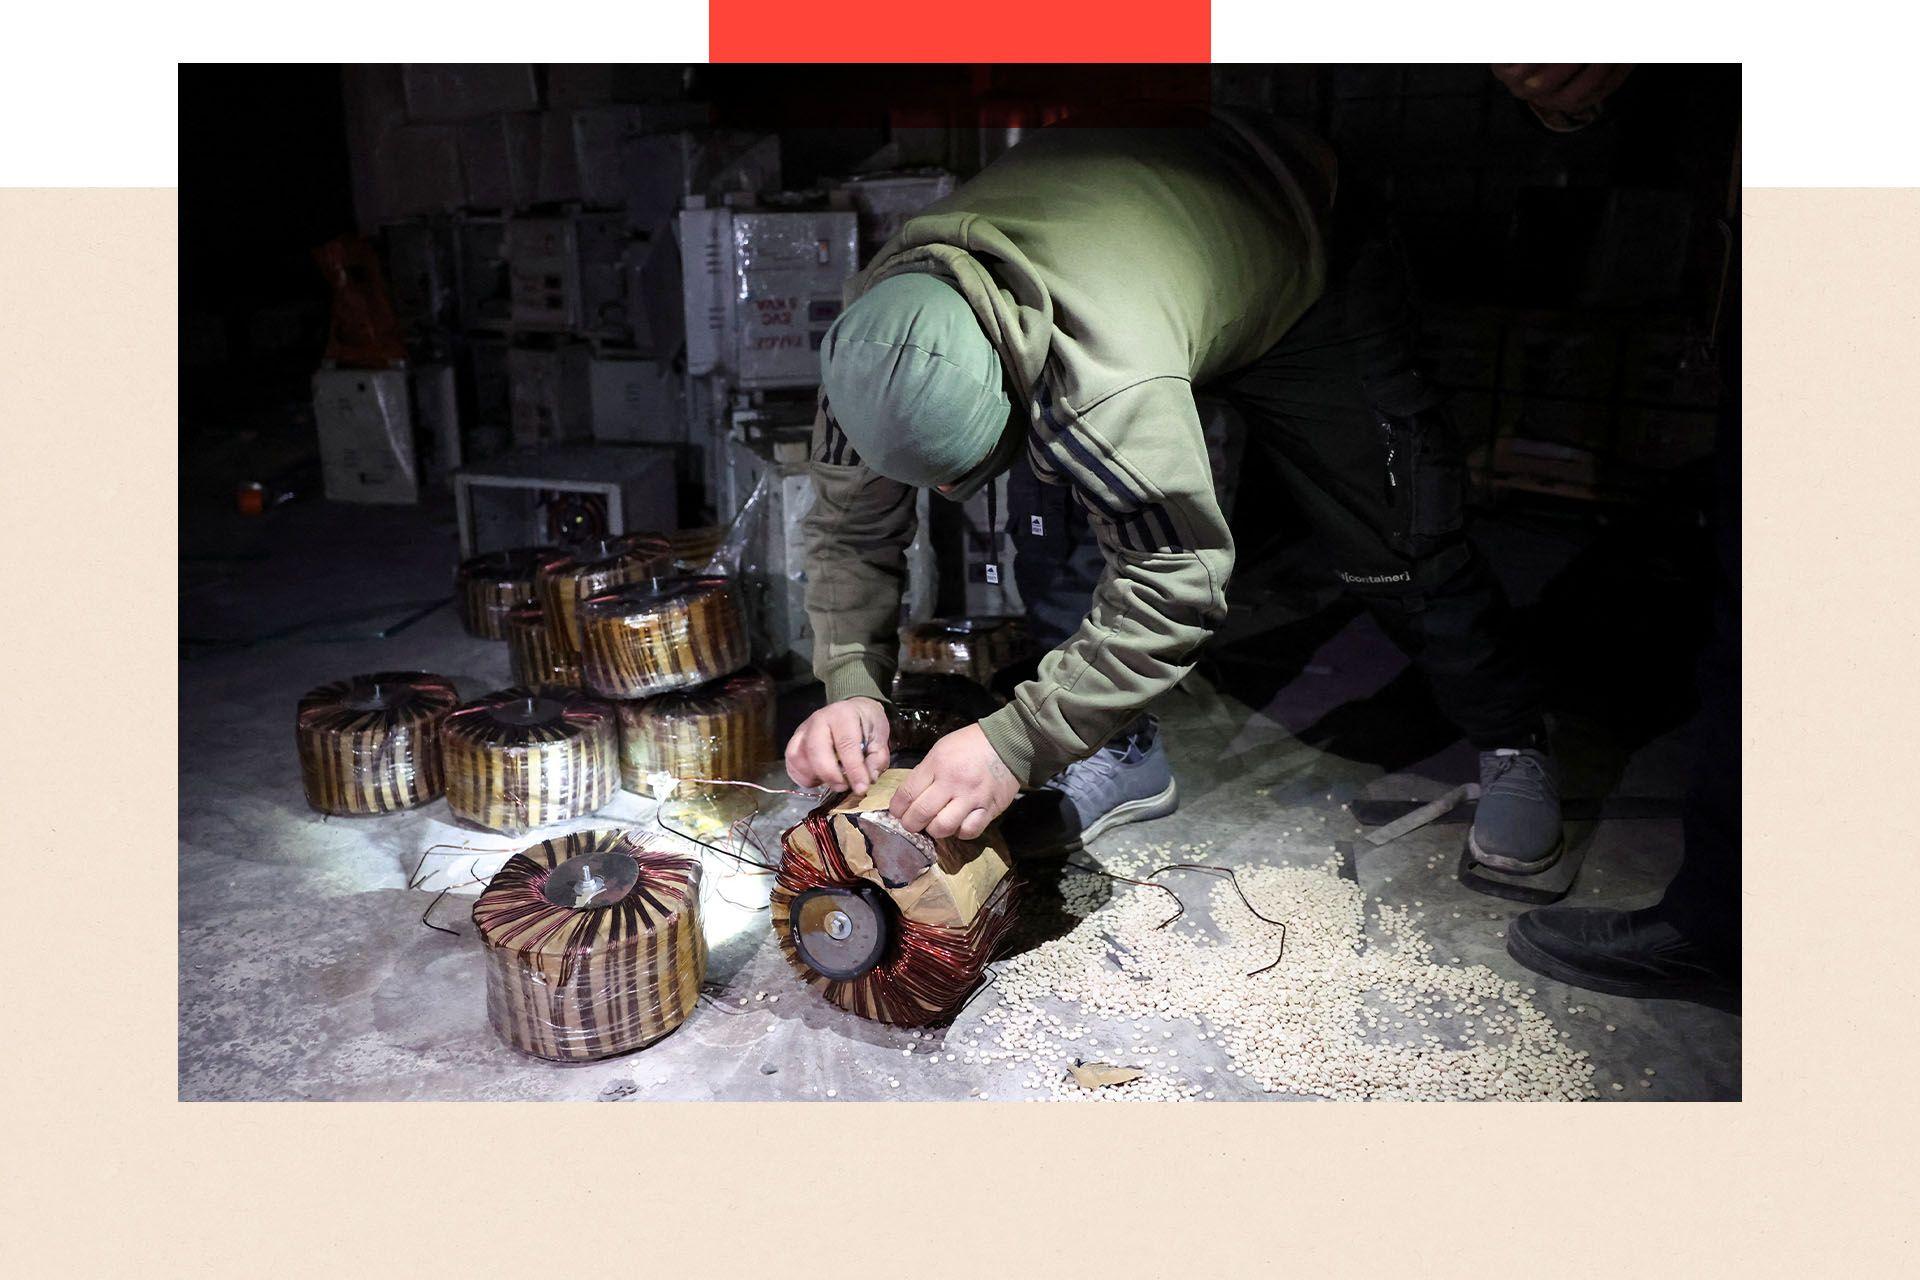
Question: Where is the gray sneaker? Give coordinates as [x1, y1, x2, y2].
[1000, 715, 1179, 859]
[1469, 746, 1564, 874]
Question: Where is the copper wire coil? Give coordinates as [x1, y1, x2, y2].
[578, 575, 749, 699]
[615, 668, 776, 802]
[442, 685, 619, 834]
[888, 672, 1006, 754]
[898, 616, 1033, 685]
[294, 670, 458, 815]
[536, 533, 673, 651]
[455, 546, 551, 640]
[504, 604, 582, 688]
[771, 777, 1018, 1026]
[662, 525, 726, 570]
[472, 827, 706, 1062]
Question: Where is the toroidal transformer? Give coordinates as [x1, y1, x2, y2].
[504, 603, 582, 688]
[455, 546, 551, 640]
[897, 616, 1032, 686]
[536, 533, 673, 652]
[614, 668, 776, 801]
[888, 671, 1006, 756]
[473, 827, 706, 1062]
[442, 685, 619, 834]
[577, 575, 749, 699]
[773, 770, 1018, 1026]
[294, 670, 459, 815]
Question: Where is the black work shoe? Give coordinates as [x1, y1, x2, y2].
[1469, 746, 1563, 874]
[1506, 906, 1740, 1013]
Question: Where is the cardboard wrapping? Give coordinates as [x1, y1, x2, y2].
[772, 769, 1019, 1025]
[824, 773, 1013, 930]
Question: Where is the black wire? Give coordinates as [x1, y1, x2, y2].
[420, 887, 460, 937]
[1145, 864, 1289, 975]
[654, 806, 780, 872]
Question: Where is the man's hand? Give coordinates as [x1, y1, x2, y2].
[785, 696, 891, 794]
[1491, 64, 1633, 122]
[890, 723, 1021, 840]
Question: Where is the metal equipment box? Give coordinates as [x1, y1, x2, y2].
[381, 217, 457, 336]
[588, 355, 684, 446]
[453, 445, 679, 556]
[313, 368, 420, 505]
[505, 212, 632, 338]
[678, 203, 860, 390]
[453, 214, 513, 331]
[507, 340, 593, 447]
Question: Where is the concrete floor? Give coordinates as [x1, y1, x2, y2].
[179, 497, 1739, 1101]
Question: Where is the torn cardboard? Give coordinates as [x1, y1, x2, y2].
[829, 771, 1012, 929]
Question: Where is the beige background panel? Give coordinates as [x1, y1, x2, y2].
[4, 186, 1917, 1274]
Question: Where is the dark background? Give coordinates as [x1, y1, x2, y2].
[179, 63, 1737, 512]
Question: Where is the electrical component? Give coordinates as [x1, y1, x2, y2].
[295, 671, 458, 816]
[472, 827, 705, 1062]
[442, 686, 619, 834]
[578, 575, 750, 699]
[455, 546, 550, 640]
[772, 770, 1018, 1026]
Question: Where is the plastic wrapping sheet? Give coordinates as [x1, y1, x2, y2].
[442, 686, 619, 835]
[294, 671, 458, 816]
[504, 604, 583, 688]
[663, 525, 726, 571]
[898, 616, 1033, 686]
[615, 668, 776, 810]
[536, 533, 673, 650]
[888, 672, 1006, 755]
[728, 208, 859, 388]
[455, 546, 551, 640]
[578, 575, 749, 699]
[473, 828, 706, 1062]
[840, 168, 956, 261]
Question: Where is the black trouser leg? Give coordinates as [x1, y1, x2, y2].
[1653, 403, 1740, 957]
[1214, 230, 1547, 747]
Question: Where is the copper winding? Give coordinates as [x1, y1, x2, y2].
[535, 533, 673, 652]
[504, 603, 583, 688]
[578, 575, 749, 699]
[454, 546, 551, 640]
[771, 779, 1019, 1027]
[898, 616, 1032, 685]
[472, 827, 705, 1062]
[442, 685, 619, 834]
[294, 670, 458, 815]
[614, 668, 776, 801]
[661, 524, 726, 570]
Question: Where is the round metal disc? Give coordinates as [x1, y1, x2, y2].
[491, 694, 566, 727]
[541, 850, 639, 909]
[790, 886, 890, 981]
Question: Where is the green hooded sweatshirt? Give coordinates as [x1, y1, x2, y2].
[803, 110, 1333, 786]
